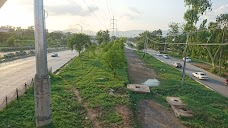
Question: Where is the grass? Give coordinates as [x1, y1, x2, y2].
[0, 43, 132, 127]
[0, 74, 91, 127]
[59, 48, 131, 127]
[130, 51, 228, 128]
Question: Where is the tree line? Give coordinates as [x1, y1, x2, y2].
[135, 0, 228, 75]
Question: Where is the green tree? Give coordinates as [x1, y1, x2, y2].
[96, 30, 110, 44]
[102, 39, 125, 77]
[184, 0, 212, 31]
[68, 33, 91, 56]
[216, 13, 228, 74]
[6, 36, 16, 47]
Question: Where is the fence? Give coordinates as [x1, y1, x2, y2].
[0, 67, 52, 111]
[0, 78, 34, 111]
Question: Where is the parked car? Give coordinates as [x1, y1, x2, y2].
[192, 72, 208, 80]
[172, 62, 182, 68]
[163, 54, 169, 59]
[51, 53, 58, 57]
[183, 57, 191, 62]
[225, 78, 228, 85]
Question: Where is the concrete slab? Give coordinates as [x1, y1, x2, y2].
[127, 84, 150, 93]
[166, 97, 193, 117]
[171, 105, 193, 117]
[166, 97, 185, 106]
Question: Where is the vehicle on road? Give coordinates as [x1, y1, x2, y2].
[51, 53, 58, 57]
[172, 62, 182, 68]
[225, 78, 228, 85]
[183, 57, 191, 62]
[156, 53, 162, 56]
[163, 54, 169, 59]
[192, 72, 208, 80]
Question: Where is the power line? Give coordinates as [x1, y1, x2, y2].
[106, 0, 112, 18]
[90, 0, 109, 29]
[82, 0, 104, 30]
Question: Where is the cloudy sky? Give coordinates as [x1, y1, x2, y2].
[0, 0, 227, 33]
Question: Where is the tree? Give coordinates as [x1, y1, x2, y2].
[216, 13, 228, 74]
[6, 36, 15, 47]
[68, 33, 91, 56]
[102, 39, 126, 77]
[96, 30, 110, 44]
[184, 0, 212, 31]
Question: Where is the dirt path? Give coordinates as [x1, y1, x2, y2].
[124, 48, 185, 128]
[72, 87, 101, 128]
[125, 48, 155, 84]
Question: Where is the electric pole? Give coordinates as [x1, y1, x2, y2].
[110, 16, 117, 39]
[0, 0, 7, 8]
[34, 0, 52, 127]
[181, 33, 189, 87]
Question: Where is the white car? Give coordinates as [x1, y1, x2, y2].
[163, 54, 169, 59]
[183, 57, 191, 62]
[192, 72, 208, 80]
[51, 53, 58, 57]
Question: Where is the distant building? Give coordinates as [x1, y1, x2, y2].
[0, 28, 9, 33]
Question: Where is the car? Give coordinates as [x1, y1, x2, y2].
[156, 53, 162, 56]
[192, 72, 208, 80]
[183, 57, 191, 62]
[225, 78, 228, 85]
[51, 53, 58, 57]
[172, 62, 182, 68]
[163, 54, 169, 59]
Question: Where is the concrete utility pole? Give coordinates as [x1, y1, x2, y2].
[0, 0, 7, 8]
[34, 0, 52, 127]
[181, 33, 189, 87]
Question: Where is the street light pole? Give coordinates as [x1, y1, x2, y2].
[34, 0, 52, 127]
[76, 24, 83, 33]
[181, 33, 189, 87]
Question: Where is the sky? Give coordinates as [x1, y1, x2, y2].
[0, 0, 227, 33]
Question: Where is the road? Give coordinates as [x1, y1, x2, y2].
[146, 49, 228, 97]
[0, 50, 78, 101]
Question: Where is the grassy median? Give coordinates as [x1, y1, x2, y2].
[0, 41, 132, 127]
[131, 51, 228, 128]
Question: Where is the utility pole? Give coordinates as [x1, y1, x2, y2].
[181, 33, 189, 87]
[34, 0, 52, 127]
[110, 16, 117, 38]
[0, 0, 7, 8]
[143, 33, 148, 57]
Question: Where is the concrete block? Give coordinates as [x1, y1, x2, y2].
[127, 84, 150, 93]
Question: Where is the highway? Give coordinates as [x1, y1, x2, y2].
[146, 49, 228, 97]
[0, 50, 78, 101]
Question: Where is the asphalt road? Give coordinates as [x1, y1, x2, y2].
[146, 49, 228, 97]
[0, 50, 78, 101]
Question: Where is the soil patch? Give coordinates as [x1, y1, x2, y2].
[125, 48, 185, 128]
[125, 48, 155, 84]
[116, 105, 136, 128]
[72, 87, 101, 128]
[138, 100, 186, 128]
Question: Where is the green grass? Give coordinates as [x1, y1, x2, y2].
[0, 43, 132, 127]
[59, 48, 131, 127]
[130, 51, 228, 128]
[0, 74, 91, 127]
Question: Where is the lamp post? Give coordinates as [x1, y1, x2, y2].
[76, 24, 83, 33]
